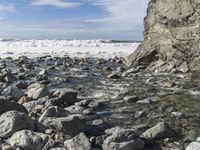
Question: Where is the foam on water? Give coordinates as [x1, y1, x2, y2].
[0, 39, 140, 59]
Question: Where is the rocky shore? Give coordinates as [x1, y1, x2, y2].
[0, 55, 199, 150]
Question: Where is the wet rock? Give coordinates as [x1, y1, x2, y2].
[0, 99, 28, 114]
[64, 133, 91, 150]
[2, 86, 24, 101]
[85, 119, 112, 136]
[142, 122, 176, 140]
[0, 111, 34, 138]
[27, 83, 50, 100]
[102, 128, 145, 150]
[53, 88, 78, 106]
[9, 130, 54, 150]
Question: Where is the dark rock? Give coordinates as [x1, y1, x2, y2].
[0, 99, 28, 114]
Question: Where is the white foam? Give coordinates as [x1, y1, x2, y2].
[0, 39, 140, 59]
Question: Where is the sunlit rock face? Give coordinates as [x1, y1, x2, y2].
[127, 0, 200, 72]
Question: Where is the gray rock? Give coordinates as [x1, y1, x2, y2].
[2, 86, 24, 101]
[142, 122, 176, 140]
[53, 88, 78, 106]
[27, 83, 50, 100]
[127, 0, 200, 72]
[9, 130, 54, 150]
[0, 111, 34, 138]
[65, 105, 84, 114]
[0, 99, 28, 114]
[49, 147, 67, 150]
[39, 106, 70, 123]
[186, 142, 200, 150]
[42, 114, 87, 137]
[102, 128, 145, 150]
[64, 133, 91, 150]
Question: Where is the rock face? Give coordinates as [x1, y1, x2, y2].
[127, 0, 200, 72]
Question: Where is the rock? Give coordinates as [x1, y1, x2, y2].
[18, 96, 32, 104]
[142, 122, 176, 140]
[123, 96, 138, 103]
[53, 88, 78, 106]
[102, 128, 145, 150]
[0, 99, 28, 114]
[186, 142, 200, 150]
[85, 119, 112, 136]
[65, 105, 84, 114]
[49, 147, 67, 150]
[2, 86, 24, 101]
[39, 106, 70, 123]
[136, 98, 152, 104]
[42, 114, 87, 137]
[9, 130, 54, 150]
[107, 72, 121, 79]
[27, 83, 50, 100]
[127, 0, 200, 72]
[171, 112, 184, 117]
[64, 133, 91, 150]
[0, 111, 34, 138]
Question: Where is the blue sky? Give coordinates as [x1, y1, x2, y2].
[0, 0, 148, 40]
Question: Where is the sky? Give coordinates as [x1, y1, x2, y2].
[0, 0, 149, 40]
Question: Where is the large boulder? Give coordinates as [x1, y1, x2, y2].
[0, 111, 34, 138]
[127, 0, 200, 72]
[9, 130, 54, 150]
[0, 99, 28, 114]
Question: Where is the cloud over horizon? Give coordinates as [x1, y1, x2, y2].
[0, 0, 149, 40]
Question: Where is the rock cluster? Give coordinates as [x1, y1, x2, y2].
[127, 0, 200, 72]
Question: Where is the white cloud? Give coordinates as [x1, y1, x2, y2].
[0, 4, 16, 13]
[32, 0, 82, 9]
[84, 0, 148, 32]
